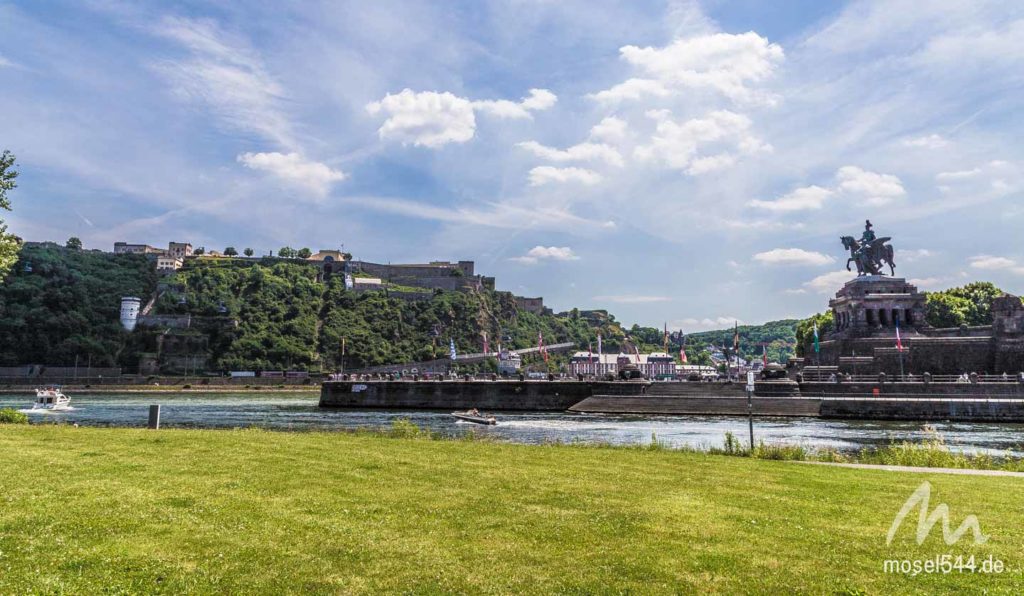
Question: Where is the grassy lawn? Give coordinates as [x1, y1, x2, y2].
[0, 426, 1022, 593]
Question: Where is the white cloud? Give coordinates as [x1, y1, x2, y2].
[936, 168, 982, 181]
[338, 195, 615, 232]
[634, 110, 770, 174]
[594, 294, 672, 304]
[237, 152, 347, 197]
[518, 88, 558, 111]
[528, 166, 602, 186]
[753, 248, 834, 266]
[592, 32, 784, 105]
[472, 88, 557, 118]
[367, 88, 556, 147]
[897, 249, 933, 262]
[676, 316, 742, 332]
[748, 185, 832, 211]
[969, 255, 1024, 274]
[0, 54, 17, 69]
[752, 167, 904, 211]
[516, 141, 624, 167]
[588, 116, 628, 143]
[154, 16, 296, 149]
[366, 89, 476, 147]
[686, 153, 736, 175]
[590, 78, 670, 102]
[907, 277, 945, 289]
[509, 245, 580, 264]
[835, 166, 906, 205]
[803, 270, 855, 294]
[903, 134, 949, 149]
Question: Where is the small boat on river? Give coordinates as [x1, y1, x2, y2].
[33, 386, 72, 411]
[451, 409, 497, 425]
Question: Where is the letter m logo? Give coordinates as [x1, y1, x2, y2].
[887, 481, 989, 546]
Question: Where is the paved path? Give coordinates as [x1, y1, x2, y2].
[795, 460, 1024, 477]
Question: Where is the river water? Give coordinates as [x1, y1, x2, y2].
[4, 392, 1023, 455]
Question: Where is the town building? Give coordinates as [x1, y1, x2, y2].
[308, 249, 350, 280]
[156, 256, 184, 272]
[569, 352, 677, 378]
[352, 277, 383, 291]
[114, 242, 164, 255]
[168, 242, 193, 258]
[497, 350, 522, 375]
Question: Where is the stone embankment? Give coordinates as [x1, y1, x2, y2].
[570, 381, 820, 416]
[320, 379, 1024, 421]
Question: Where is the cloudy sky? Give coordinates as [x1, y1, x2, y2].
[3, 0, 1023, 331]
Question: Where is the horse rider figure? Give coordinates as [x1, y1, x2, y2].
[841, 219, 896, 276]
[856, 220, 878, 274]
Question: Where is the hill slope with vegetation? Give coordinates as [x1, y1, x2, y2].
[0, 245, 854, 372]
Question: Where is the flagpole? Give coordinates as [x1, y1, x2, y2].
[896, 318, 905, 381]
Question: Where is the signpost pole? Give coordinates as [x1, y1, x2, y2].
[746, 370, 755, 451]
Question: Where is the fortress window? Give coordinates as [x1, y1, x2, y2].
[866, 309, 876, 326]
[879, 309, 889, 327]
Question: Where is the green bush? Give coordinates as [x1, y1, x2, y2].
[386, 418, 424, 438]
[0, 407, 28, 424]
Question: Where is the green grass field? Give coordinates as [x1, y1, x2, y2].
[1, 425, 1022, 594]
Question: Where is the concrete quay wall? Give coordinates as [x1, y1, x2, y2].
[797, 381, 1024, 398]
[570, 396, 821, 417]
[318, 380, 645, 411]
[820, 398, 1024, 422]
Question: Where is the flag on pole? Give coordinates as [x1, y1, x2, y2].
[733, 321, 740, 354]
[483, 331, 489, 355]
[597, 333, 603, 357]
[663, 322, 669, 353]
[449, 337, 457, 360]
[813, 322, 820, 354]
[895, 319, 903, 352]
[679, 334, 688, 364]
[762, 343, 768, 367]
[538, 331, 548, 362]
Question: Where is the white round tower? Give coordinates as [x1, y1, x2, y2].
[120, 296, 141, 331]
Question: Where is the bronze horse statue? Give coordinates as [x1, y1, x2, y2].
[841, 235, 895, 276]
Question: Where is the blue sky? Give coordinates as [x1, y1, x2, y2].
[3, 0, 1024, 331]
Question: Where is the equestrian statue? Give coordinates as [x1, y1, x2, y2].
[841, 220, 896, 276]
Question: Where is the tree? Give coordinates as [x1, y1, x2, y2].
[243, 248, 254, 257]
[66, 237, 83, 250]
[795, 311, 833, 357]
[0, 150, 21, 278]
[193, 246, 206, 256]
[297, 247, 312, 259]
[224, 246, 238, 256]
[925, 293, 972, 328]
[278, 247, 295, 258]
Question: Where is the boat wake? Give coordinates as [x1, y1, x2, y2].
[21, 406, 76, 414]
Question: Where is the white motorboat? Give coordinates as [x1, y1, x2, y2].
[33, 387, 71, 411]
[451, 409, 497, 425]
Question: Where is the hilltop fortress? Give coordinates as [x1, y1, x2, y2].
[108, 239, 547, 313]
